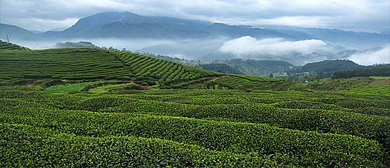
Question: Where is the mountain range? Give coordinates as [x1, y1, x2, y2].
[2, 12, 388, 45]
[41, 12, 296, 40]
[0, 11, 389, 64]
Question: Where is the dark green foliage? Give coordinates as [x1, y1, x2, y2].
[332, 67, 390, 78]
[55, 41, 99, 48]
[214, 59, 294, 76]
[292, 60, 363, 74]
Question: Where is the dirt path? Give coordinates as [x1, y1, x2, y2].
[211, 75, 228, 82]
[371, 80, 390, 85]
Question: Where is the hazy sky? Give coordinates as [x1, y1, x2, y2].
[0, 0, 389, 32]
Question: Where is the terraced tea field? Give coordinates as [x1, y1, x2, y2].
[1, 46, 389, 167]
[1, 89, 389, 167]
[0, 48, 281, 90]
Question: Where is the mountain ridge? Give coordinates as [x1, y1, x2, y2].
[42, 11, 297, 40]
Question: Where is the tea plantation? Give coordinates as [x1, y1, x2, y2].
[1, 45, 389, 167]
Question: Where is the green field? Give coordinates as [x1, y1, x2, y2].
[370, 76, 390, 80]
[1, 45, 390, 167]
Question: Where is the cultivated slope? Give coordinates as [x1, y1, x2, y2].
[0, 48, 280, 89]
[0, 40, 30, 50]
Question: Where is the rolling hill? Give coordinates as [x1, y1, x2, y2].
[0, 45, 281, 90]
[292, 60, 363, 74]
[213, 59, 294, 76]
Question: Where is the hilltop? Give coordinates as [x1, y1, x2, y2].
[0, 40, 30, 50]
[292, 60, 363, 74]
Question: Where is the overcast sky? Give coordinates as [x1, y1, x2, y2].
[0, 0, 389, 32]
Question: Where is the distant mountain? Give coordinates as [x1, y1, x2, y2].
[43, 12, 297, 40]
[332, 65, 390, 79]
[292, 60, 363, 74]
[198, 63, 244, 75]
[46, 12, 390, 48]
[213, 59, 294, 76]
[0, 23, 40, 41]
[3, 12, 389, 64]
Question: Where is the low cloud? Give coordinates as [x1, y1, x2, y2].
[348, 45, 390, 65]
[219, 36, 330, 56]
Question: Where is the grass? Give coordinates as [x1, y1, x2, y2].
[89, 83, 137, 93]
[348, 85, 390, 96]
[370, 76, 390, 80]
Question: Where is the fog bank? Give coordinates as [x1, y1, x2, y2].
[348, 45, 390, 65]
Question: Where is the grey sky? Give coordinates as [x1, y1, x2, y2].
[1, 0, 389, 32]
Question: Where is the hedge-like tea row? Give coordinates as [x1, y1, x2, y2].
[1, 90, 389, 149]
[1, 89, 389, 166]
[122, 101, 390, 149]
[1, 123, 287, 168]
[61, 94, 389, 149]
[0, 104, 386, 167]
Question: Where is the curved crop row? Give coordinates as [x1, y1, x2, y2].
[1, 123, 285, 168]
[0, 106, 385, 167]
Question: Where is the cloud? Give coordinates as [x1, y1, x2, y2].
[348, 45, 390, 65]
[0, 0, 388, 32]
[219, 36, 330, 56]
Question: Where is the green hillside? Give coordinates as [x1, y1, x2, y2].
[1, 45, 389, 167]
[0, 48, 280, 90]
[0, 40, 30, 50]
